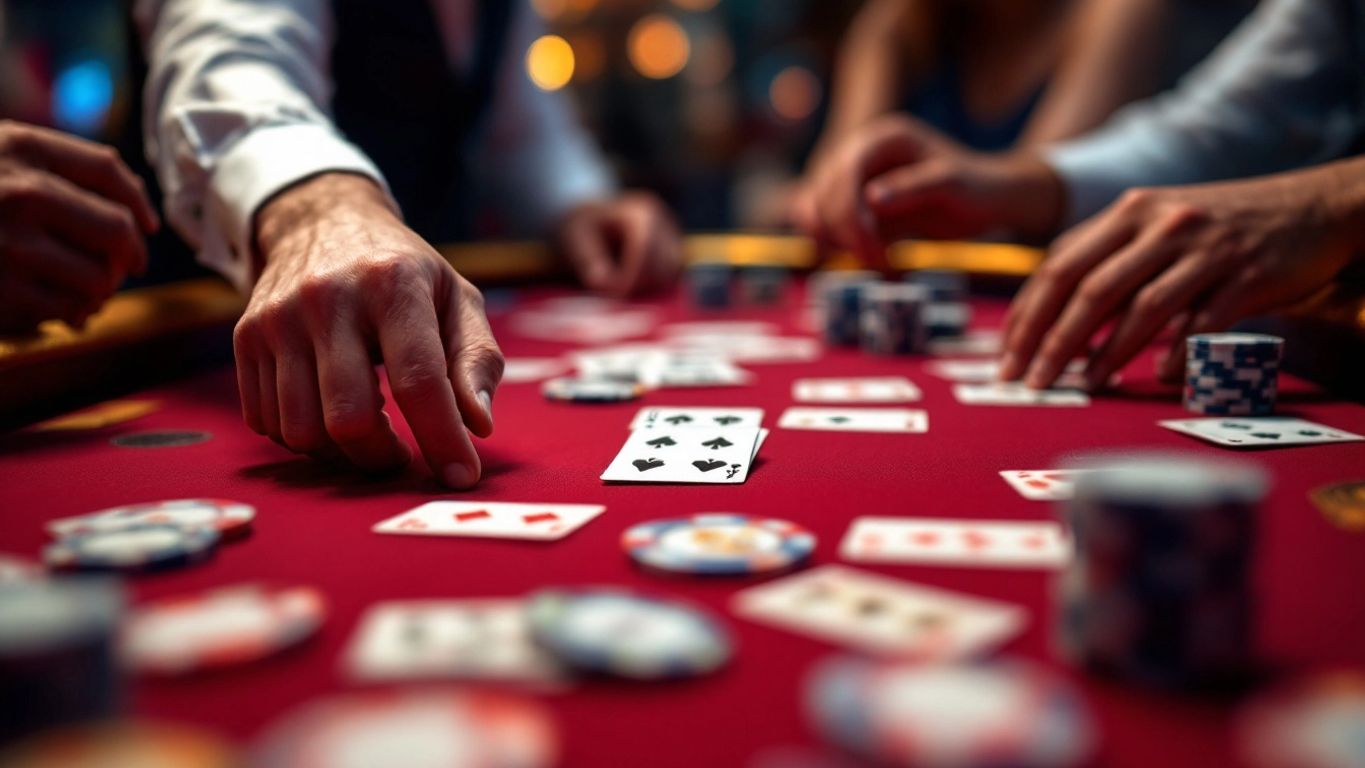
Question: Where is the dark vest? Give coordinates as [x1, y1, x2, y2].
[331, 0, 514, 242]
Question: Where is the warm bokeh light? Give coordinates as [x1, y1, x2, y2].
[568, 33, 607, 82]
[769, 65, 821, 121]
[672, 0, 720, 10]
[628, 15, 690, 80]
[526, 35, 575, 91]
[686, 31, 733, 86]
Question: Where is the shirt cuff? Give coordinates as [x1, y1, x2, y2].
[204, 123, 393, 292]
[1043, 139, 1137, 227]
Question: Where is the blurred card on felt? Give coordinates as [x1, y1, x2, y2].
[731, 565, 1025, 659]
[628, 406, 764, 430]
[1159, 417, 1365, 448]
[999, 469, 1095, 501]
[373, 501, 605, 541]
[953, 382, 1089, 407]
[792, 377, 921, 403]
[840, 517, 1070, 569]
[601, 426, 763, 484]
[778, 407, 927, 434]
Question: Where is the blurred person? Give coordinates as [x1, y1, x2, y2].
[800, 0, 1365, 392]
[138, 0, 682, 489]
[0, 121, 159, 333]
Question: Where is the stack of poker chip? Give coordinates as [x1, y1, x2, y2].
[621, 513, 816, 576]
[1183, 333, 1284, 415]
[1057, 452, 1267, 690]
[860, 282, 930, 355]
[738, 265, 790, 306]
[820, 272, 881, 347]
[41, 499, 255, 574]
[906, 269, 971, 338]
[686, 262, 734, 309]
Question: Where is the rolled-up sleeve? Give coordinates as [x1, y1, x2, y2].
[1045, 0, 1365, 225]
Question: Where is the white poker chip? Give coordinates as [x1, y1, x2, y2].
[542, 376, 643, 403]
[1238, 671, 1365, 768]
[42, 524, 219, 572]
[47, 499, 255, 541]
[0, 553, 44, 586]
[123, 584, 325, 675]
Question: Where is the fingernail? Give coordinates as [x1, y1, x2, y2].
[478, 389, 493, 427]
[442, 463, 477, 489]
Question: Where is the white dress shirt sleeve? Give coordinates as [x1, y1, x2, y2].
[1044, 0, 1365, 225]
[471, 2, 617, 236]
[137, 0, 392, 291]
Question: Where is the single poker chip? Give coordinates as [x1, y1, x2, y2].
[43, 523, 218, 572]
[542, 376, 643, 403]
[527, 587, 732, 680]
[622, 514, 816, 576]
[1310, 480, 1365, 532]
[123, 584, 325, 675]
[0, 721, 237, 768]
[806, 656, 1097, 768]
[47, 498, 256, 541]
[0, 552, 44, 585]
[252, 689, 557, 768]
[1237, 670, 1365, 768]
[110, 429, 214, 448]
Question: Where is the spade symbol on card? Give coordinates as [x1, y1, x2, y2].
[665, 415, 694, 425]
[633, 458, 665, 472]
[1251, 432, 1281, 440]
[702, 437, 734, 450]
[1221, 422, 1252, 430]
[693, 459, 726, 472]
[1299, 430, 1323, 437]
[714, 416, 742, 426]
[725, 464, 741, 479]
[828, 416, 851, 424]
[646, 436, 677, 448]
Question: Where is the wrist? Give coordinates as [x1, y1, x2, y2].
[1315, 157, 1365, 257]
[253, 172, 397, 260]
[994, 153, 1066, 240]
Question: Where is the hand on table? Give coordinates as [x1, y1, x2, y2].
[999, 169, 1363, 390]
[795, 114, 1064, 266]
[0, 121, 159, 332]
[555, 191, 682, 297]
[238, 173, 503, 488]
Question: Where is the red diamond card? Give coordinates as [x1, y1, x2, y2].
[374, 502, 606, 541]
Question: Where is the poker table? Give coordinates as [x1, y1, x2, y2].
[2, 235, 1364, 767]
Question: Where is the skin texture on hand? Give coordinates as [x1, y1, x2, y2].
[240, 172, 503, 488]
[0, 121, 159, 332]
[999, 159, 1365, 390]
[554, 191, 682, 297]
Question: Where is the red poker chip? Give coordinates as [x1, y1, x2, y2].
[48, 499, 256, 541]
[122, 584, 324, 675]
[251, 689, 558, 768]
[0, 552, 44, 585]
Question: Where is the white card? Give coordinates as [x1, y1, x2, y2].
[839, 517, 1070, 569]
[666, 335, 822, 365]
[792, 377, 921, 404]
[628, 407, 765, 431]
[928, 359, 1087, 387]
[500, 357, 567, 384]
[601, 426, 762, 484]
[373, 501, 605, 541]
[731, 565, 1026, 659]
[638, 355, 753, 389]
[953, 382, 1090, 407]
[999, 469, 1094, 501]
[1159, 417, 1365, 448]
[344, 599, 566, 684]
[662, 321, 780, 338]
[927, 329, 1002, 357]
[778, 407, 928, 434]
[511, 308, 656, 344]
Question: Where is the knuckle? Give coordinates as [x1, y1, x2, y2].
[1156, 203, 1206, 236]
[1131, 287, 1167, 315]
[1075, 275, 1115, 306]
[1117, 188, 1155, 213]
[390, 359, 448, 401]
[324, 401, 376, 443]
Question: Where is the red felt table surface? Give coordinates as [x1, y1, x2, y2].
[2, 283, 1364, 768]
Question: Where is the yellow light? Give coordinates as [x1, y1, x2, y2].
[672, 0, 719, 10]
[628, 14, 690, 80]
[526, 35, 575, 92]
[769, 65, 821, 121]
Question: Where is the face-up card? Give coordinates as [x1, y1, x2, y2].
[628, 407, 765, 431]
[662, 321, 780, 338]
[344, 599, 566, 684]
[927, 329, 1002, 357]
[731, 565, 1026, 659]
[1159, 417, 1365, 448]
[500, 357, 568, 384]
[792, 377, 921, 403]
[999, 469, 1095, 501]
[511, 308, 657, 344]
[638, 354, 752, 389]
[373, 502, 605, 541]
[601, 426, 763, 484]
[666, 335, 822, 365]
[953, 382, 1090, 407]
[778, 408, 928, 434]
[927, 359, 1088, 388]
[839, 517, 1070, 569]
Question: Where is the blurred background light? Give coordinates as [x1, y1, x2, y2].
[672, 0, 720, 11]
[628, 14, 690, 80]
[685, 28, 733, 87]
[52, 57, 112, 135]
[768, 64, 820, 122]
[526, 34, 575, 92]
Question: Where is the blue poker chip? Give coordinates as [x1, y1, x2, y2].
[621, 514, 816, 576]
[526, 588, 732, 680]
[43, 523, 219, 573]
[542, 376, 643, 403]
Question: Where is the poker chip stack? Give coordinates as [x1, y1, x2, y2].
[907, 268, 971, 338]
[687, 263, 734, 309]
[738, 265, 790, 306]
[1183, 333, 1284, 415]
[1057, 452, 1267, 690]
[821, 273, 881, 347]
[859, 283, 929, 355]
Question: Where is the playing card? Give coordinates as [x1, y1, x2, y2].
[999, 469, 1094, 501]
[953, 382, 1090, 407]
[511, 307, 656, 344]
[927, 359, 1088, 387]
[372, 501, 606, 541]
[927, 329, 1002, 357]
[665, 334, 822, 365]
[637, 354, 752, 388]
[777, 407, 928, 434]
[601, 426, 762, 484]
[344, 599, 566, 684]
[731, 565, 1026, 658]
[662, 321, 780, 338]
[500, 357, 567, 384]
[628, 407, 765, 431]
[839, 517, 1071, 569]
[1159, 417, 1365, 448]
[792, 377, 921, 403]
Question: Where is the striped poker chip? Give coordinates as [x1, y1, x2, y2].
[42, 524, 218, 573]
[542, 376, 643, 403]
[1184, 333, 1283, 416]
[123, 584, 325, 675]
[527, 588, 732, 680]
[47, 499, 255, 541]
[806, 656, 1097, 768]
[252, 689, 557, 768]
[622, 514, 816, 575]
